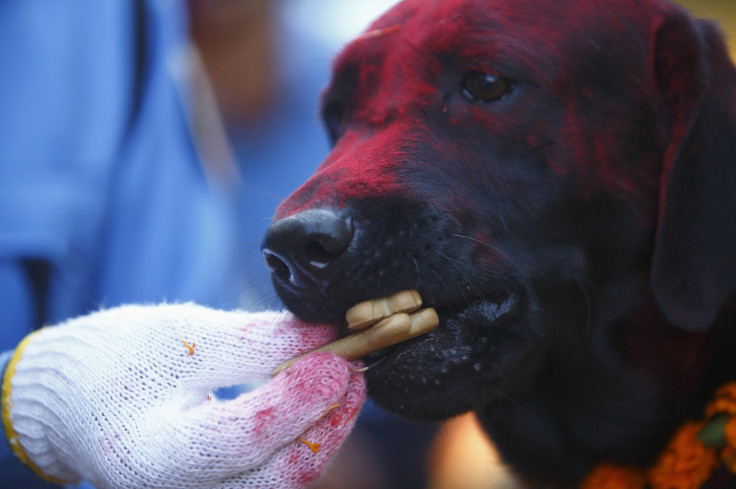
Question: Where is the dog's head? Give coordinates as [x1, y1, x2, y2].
[262, 0, 736, 424]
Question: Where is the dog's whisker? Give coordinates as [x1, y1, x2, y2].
[477, 397, 503, 426]
[449, 233, 506, 261]
[455, 276, 472, 308]
[577, 279, 595, 340]
[241, 286, 284, 312]
[495, 389, 538, 424]
[449, 233, 537, 299]
[427, 267, 462, 306]
[411, 256, 422, 289]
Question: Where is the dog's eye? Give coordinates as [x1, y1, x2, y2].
[463, 71, 513, 102]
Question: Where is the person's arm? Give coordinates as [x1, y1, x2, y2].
[1, 304, 365, 489]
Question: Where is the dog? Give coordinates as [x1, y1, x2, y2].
[261, 0, 736, 486]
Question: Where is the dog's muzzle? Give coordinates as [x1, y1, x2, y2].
[261, 209, 353, 293]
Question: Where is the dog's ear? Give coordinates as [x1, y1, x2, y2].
[651, 10, 736, 331]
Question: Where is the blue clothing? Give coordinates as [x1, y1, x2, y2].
[0, 0, 240, 486]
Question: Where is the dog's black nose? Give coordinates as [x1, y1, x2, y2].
[262, 209, 353, 291]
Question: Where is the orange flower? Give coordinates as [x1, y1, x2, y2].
[648, 422, 717, 489]
[706, 383, 736, 417]
[721, 445, 736, 473]
[725, 417, 736, 449]
[581, 464, 646, 489]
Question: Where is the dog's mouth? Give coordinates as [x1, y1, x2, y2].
[362, 292, 518, 363]
[358, 289, 531, 420]
[268, 252, 538, 420]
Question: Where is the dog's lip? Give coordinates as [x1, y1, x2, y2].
[361, 291, 518, 362]
[438, 293, 518, 323]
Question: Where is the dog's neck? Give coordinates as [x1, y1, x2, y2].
[477, 285, 736, 488]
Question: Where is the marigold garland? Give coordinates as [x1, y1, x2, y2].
[725, 418, 736, 447]
[581, 382, 736, 489]
[581, 464, 646, 489]
[647, 421, 716, 489]
[722, 446, 736, 473]
[706, 383, 736, 418]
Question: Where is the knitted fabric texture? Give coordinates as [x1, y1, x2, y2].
[3, 303, 365, 489]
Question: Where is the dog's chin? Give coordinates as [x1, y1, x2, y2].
[362, 293, 535, 421]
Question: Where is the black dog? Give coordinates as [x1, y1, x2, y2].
[262, 0, 736, 486]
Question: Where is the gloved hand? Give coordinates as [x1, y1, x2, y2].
[1, 303, 365, 489]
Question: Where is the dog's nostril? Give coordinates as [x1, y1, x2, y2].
[305, 241, 332, 270]
[264, 251, 292, 282]
[262, 209, 354, 290]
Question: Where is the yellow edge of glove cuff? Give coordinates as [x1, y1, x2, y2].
[2, 330, 66, 484]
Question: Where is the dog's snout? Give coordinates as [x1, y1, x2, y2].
[262, 209, 353, 291]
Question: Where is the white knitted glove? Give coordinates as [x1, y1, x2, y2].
[1, 303, 365, 489]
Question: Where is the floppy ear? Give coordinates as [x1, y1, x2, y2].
[651, 11, 736, 331]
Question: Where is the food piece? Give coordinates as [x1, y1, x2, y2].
[346, 289, 423, 330]
[404, 307, 440, 338]
[272, 307, 439, 376]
